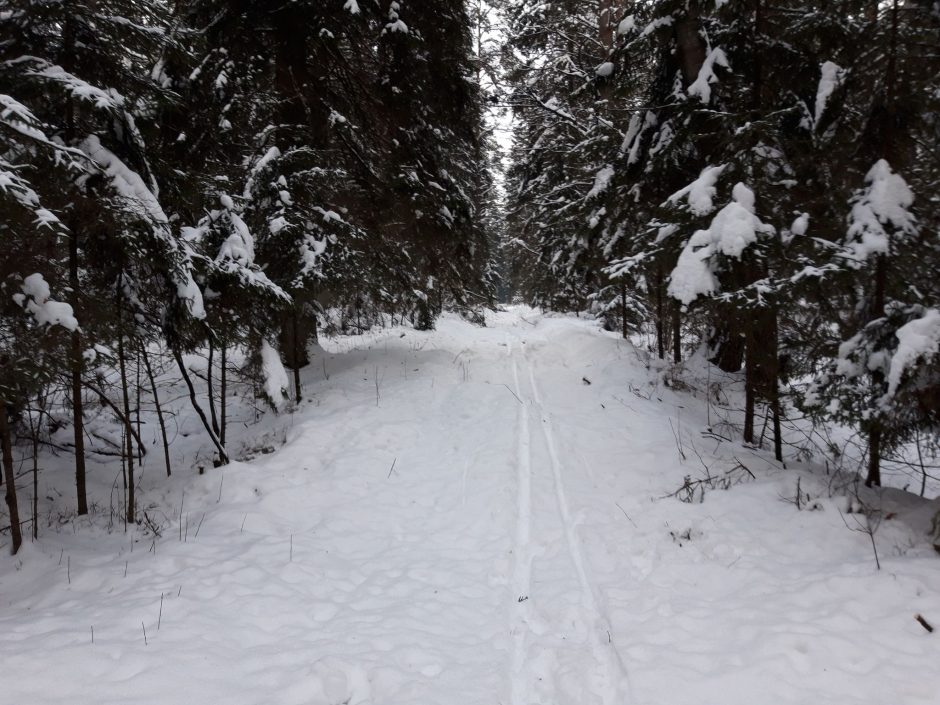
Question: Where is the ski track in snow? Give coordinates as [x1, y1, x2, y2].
[525, 353, 632, 705]
[508, 337, 534, 705]
[507, 330, 631, 705]
[2, 307, 940, 705]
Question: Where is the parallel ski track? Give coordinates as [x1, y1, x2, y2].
[525, 354, 633, 705]
[508, 337, 533, 705]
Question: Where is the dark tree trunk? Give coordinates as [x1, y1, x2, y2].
[672, 302, 681, 364]
[620, 283, 628, 339]
[27, 393, 43, 541]
[142, 345, 172, 477]
[709, 318, 745, 372]
[63, 19, 87, 515]
[767, 309, 783, 463]
[1, 404, 22, 554]
[744, 325, 756, 444]
[866, 426, 882, 487]
[171, 346, 229, 465]
[865, 253, 888, 487]
[207, 336, 220, 436]
[116, 317, 135, 525]
[280, 303, 314, 403]
[675, 2, 707, 86]
[655, 267, 665, 359]
[771, 385, 783, 463]
[220, 344, 227, 447]
[135, 348, 143, 462]
[32, 431, 39, 541]
[83, 381, 147, 454]
[68, 230, 87, 516]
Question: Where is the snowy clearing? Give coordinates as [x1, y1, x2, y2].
[2, 309, 938, 705]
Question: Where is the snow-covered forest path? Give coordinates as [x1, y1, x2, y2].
[2, 309, 939, 705]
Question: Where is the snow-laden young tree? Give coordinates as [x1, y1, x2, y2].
[0, 107, 80, 551]
[173, 0, 385, 402]
[1, 0, 205, 521]
[800, 0, 940, 486]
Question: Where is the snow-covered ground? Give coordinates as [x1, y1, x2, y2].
[2, 308, 938, 704]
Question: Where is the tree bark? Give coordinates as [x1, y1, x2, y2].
[672, 302, 681, 364]
[142, 344, 172, 477]
[27, 393, 44, 541]
[1, 404, 22, 554]
[220, 344, 227, 447]
[744, 325, 756, 444]
[171, 346, 229, 465]
[68, 229, 87, 516]
[655, 266, 665, 359]
[768, 309, 783, 462]
[675, 2, 707, 86]
[866, 426, 882, 487]
[620, 283, 628, 339]
[865, 253, 888, 487]
[207, 336, 220, 436]
[709, 316, 745, 372]
[135, 348, 143, 462]
[116, 316, 135, 525]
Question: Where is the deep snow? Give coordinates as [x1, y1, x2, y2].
[1, 308, 938, 704]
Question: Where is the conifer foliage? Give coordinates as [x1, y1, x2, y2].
[0, 0, 493, 553]
[506, 1, 940, 485]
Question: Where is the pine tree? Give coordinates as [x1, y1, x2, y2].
[2, 0, 208, 516]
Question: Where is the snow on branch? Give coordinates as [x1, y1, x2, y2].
[666, 164, 727, 216]
[13, 273, 79, 331]
[845, 160, 916, 262]
[668, 183, 774, 305]
[687, 48, 729, 104]
[814, 61, 844, 125]
[25, 60, 125, 112]
[886, 309, 940, 398]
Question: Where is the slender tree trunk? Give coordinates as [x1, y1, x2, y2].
[655, 267, 665, 359]
[672, 302, 681, 364]
[293, 310, 302, 401]
[1, 404, 22, 554]
[866, 427, 882, 487]
[860, 1, 899, 488]
[141, 344, 172, 477]
[135, 348, 143, 462]
[171, 346, 229, 465]
[744, 323, 756, 444]
[32, 443, 39, 540]
[116, 311, 135, 525]
[771, 387, 783, 462]
[220, 344, 227, 447]
[82, 381, 147, 453]
[68, 229, 87, 516]
[620, 283, 628, 339]
[28, 393, 43, 541]
[207, 336, 220, 436]
[865, 254, 888, 488]
[769, 309, 783, 463]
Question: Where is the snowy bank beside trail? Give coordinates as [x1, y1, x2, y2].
[1, 309, 938, 705]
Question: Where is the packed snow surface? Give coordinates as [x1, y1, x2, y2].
[2, 309, 938, 705]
